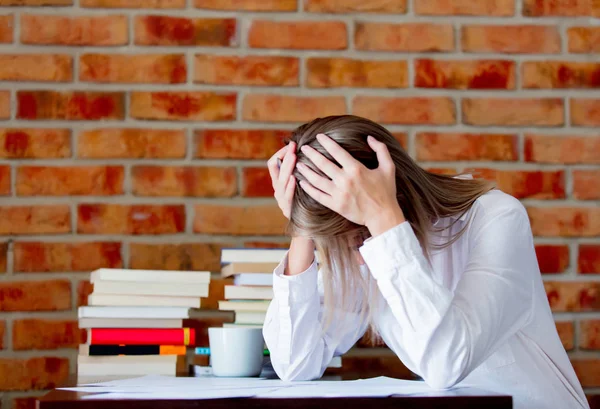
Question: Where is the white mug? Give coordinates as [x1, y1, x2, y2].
[208, 327, 264, 377]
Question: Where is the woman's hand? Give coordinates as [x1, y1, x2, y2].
[297, 134, 405, 237]
[267, 142, 297, 219]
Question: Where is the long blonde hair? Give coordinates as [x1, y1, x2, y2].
[286, 115, 494, 338]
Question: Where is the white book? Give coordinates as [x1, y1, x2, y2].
[233, 274, 273, 286]
[221, 262, 280, 277]
[221, 248, 289, 263]
[234, 311, 267, 325]
[224, 285, 273, 300]
[88, 293, 202, 308]
[78, 317, 184, 329]
[218, 300, 271, 312]
[77, 355, 181, 376]
[90, 268, 211, 284]
[92, 281, 209, 297]
[79, 306, 193, 319]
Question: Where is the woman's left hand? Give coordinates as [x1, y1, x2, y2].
[297, 133, 406, 236]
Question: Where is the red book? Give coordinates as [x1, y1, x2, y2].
[89, 328, 196, 346]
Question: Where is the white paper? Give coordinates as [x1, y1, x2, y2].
[60, 375, 442, 400]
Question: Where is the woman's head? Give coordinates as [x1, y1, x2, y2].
[284, 115, 494, 332]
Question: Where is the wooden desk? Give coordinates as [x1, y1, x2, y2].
[39, 387, 512, 409]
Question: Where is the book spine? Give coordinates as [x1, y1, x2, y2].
[88, 345, 186, 356]
[90, 328, 196, 346]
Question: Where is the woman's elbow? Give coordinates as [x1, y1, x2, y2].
[421, 371, 462, 390]
[270, 359, 323, 382]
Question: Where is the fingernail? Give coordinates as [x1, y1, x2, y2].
[297, 163, 305, 170]
[367, 135, 374, 141]
[301, 145, 308, 152]
[316, 133, 326, 139]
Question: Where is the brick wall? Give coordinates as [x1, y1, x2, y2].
[0, 0, 599, 407]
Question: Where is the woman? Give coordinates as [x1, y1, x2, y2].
[262, 115, 588, 409]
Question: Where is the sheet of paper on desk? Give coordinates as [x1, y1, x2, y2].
[258, 378, 435, 398]
[59, 375, 440, 399]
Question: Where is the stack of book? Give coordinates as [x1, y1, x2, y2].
[77, 268, 212, 380]
[218, 248, 289, 327]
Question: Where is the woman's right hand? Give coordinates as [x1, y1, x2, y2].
[268, 142, 297, 219]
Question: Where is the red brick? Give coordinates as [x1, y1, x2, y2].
[0, 129, 70, 158]
[195, 0, 296, 10]
[355, 22, 453, 52]
[572, 359, 600, 387]
[581, 320, 600, 349]
[571, 99, 600, 126]
[523, 62, 600, 89]
[78, 204, 185, 234]
[78, 128, 185, 159]
[135, 16, 236, 46]
[132, 166, 237, 197]
[80, 54, 186, 84]
[462, 25, 560, 54]
[0, 242, 6, 273]
[195, 55, 298, 86]
[353, 96, 455, 125]
[579, 245, 600, 274]
[535, 245, 570, 274]
[525, 134, 600, 164]
[305, 0, 406, 12]
[21, 15, 127, 45]
[194, 129, 287, 159]
[555, 321, 574, 350]
[0, 280, 71, 311]
[0, 206, 70, 235]
[393, 133, 408, 150]
[16, 166, 124, 196]
[77, 280, 93, 307]
[13, 319, 84, 350]
[523, 0, 596, 16]
[415, 59, 514, 89]
[545, 281, 600, 312]
[130, 242, 229, 272]
[194, 204, 287, 235]
[12, 397, 39, 409]
[0, 55, 71, 82]
[307, 58, 407, 88]
[528, 207, 600, 237]
[568, 27, 600, 53]
[0, 0, 70, 4]
[242, 167, 272, 197]
[472, 169, 564, 199]
[427, 168, 459, 175]
[14, 242, 122, 273]
[130, 91, 236, 121]
[0, 15, 14, 43]
[249, 20, 347, 50]
[17, 91, 125, 121]
[0, 91, 9, 119]
[462, 98, 564, 126]
[0, 165, 9, 195]
[415, 0, 513, 15]
[243, 95, 345, 122]
[0, 357, 69, 390]
[81, 0, 185, 7]
[574, 170, 600, 200]
[416, 132, 517, 161]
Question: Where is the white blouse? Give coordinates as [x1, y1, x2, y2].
[263, 189, 589, 409]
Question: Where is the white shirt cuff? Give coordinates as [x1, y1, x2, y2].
[273, 251, 319, 304]
[359, 221, 421, 280]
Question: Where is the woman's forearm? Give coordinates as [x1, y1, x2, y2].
[285, 236, 315, 276]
